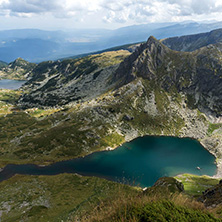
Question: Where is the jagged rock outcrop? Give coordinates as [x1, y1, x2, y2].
[153, 177, 184, 193]
[199, 181, 222, 207]
[114, 36, 222, 116]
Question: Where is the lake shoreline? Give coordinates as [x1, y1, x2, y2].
[0, 136, 217, 187]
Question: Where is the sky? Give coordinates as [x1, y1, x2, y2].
[0, 0, 222, 30]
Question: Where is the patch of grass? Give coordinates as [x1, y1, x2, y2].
[197, 110, 207, 122]
[186, 94, 197, 109]
[0, 89, 22, 104]
[175, 174, 219, 197]
[109, 200, 219, 222]
[26, 107, 61, 118]
[208, 123, 222, 135]
[80, 182, 220, 222]
[0, 101, 13, 115]
[91, 50, 131, 68]
[100, 132, 125, 148]
[154, 88, 170, 113]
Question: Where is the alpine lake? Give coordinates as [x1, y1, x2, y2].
[0, 80, 217, 187]
[0, 136, 217, 187]
[0, 79, 26, 90]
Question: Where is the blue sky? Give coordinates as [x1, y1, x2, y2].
[0, 0, 222, 30]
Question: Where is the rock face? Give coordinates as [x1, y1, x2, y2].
[114, 36, 222, 116]
[153, 177, 184, 193]
[144, 177, 184, 195]
[20, 63, 117, 107]
[199, 181, 222, 207]
[162, 28, 222, 52]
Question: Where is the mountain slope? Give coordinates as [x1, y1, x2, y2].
[162, 28, 222, 52]
[0, 60, 7, 69]
[0, 32, 222, 173]
[114, 36, 222, 116]
[19, 50, 131, 107]
[2, 30, 222, 222]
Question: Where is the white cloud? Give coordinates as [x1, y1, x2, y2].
[0, 0, 222, 27]
[0, 0, 102, 16]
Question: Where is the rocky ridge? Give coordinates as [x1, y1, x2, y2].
[114, 36, 222, 116]
[19, 50, 130, 108]
[0, 58, 36, 80]
[162, 28, 222, 52]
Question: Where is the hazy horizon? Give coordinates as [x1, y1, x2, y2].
[0, 20, 220, 32]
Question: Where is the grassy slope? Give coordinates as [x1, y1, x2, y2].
[104, 200, 221, 222]
[0, 45, 214, 166]
[81, 176, 222, 221]
[0, 50, 131, 166]
[0, 174, 221, 221]
[0, 75, 211, 167]
[0, 89, 21, 115]
[0, 174, 139, 221]
[0, 78, 186, 166]
[175, 174, 220, 197]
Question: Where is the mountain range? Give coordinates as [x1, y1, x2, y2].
[1, 28, 222, 220]
[1, 21, 222, 63]
[13, 28, 222, 119]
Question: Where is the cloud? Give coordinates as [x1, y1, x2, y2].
[1, 0, 60, 15]
[0, 0, 222, 24]
[102, 0, 180, 23]
[102, 0, 222, 23]
[0, 0, 104, 19]
[159, 0, 222, 15]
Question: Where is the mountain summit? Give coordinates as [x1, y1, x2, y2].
[114, 35, 222, 116]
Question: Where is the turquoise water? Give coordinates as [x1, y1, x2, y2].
[0, 79, 26, 89]
[0, 136, 217, 187]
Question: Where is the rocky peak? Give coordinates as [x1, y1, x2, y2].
[9, 57, 33, 69]
[0, 58, 37, 80]
[199, 180, 222, 207]
[113, 36, 170, 86]
[114, 35, 222, 116]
